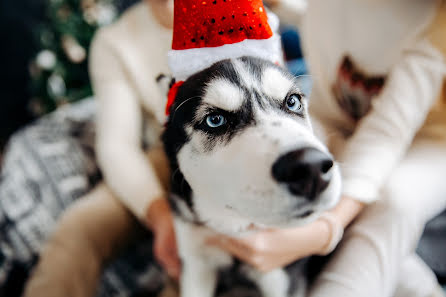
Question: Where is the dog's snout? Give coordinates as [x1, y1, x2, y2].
[272, 147, 333, 200]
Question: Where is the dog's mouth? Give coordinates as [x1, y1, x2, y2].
[224, 199, 320, 229]
[296, 210, 314, 218]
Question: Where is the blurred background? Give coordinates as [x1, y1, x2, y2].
[0, 0, 139, 152]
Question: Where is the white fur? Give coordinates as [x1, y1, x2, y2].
[177, 70, 341, 235]
[168, 36, 283, 81]
[172, 61, 341, 297]
[174, 218, 233, 297]
[262, 67, 295, 101]
[244, 268, 290, 297]
[232, 59, 261, 90]
[203, 79, 245, 112]
[178, 111, 341, 235]
[175, 217, 304, 297]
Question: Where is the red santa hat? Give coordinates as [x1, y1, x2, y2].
[167, 0, 282, 81]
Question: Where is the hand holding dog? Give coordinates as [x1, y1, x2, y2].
[207, 219, 331, 272]
[146, 198, 181, 280]
[207, 196, 364, 272]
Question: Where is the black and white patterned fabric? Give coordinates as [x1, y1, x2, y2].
[0, 99, 165, 297]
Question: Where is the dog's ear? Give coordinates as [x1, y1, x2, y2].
[154, 73, 176, 124]
[156, 73, 176, 98]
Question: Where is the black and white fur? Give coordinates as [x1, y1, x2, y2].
[160, 57, 341, 297]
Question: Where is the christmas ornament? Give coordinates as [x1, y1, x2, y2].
[62, 35, 87, 63]
[30, 0, 121, 113]
[36, 50, 57, 70]
[83, 7, 98, 25]
[47, 73, 67, 99]
[96, 3, 117, 26]
[83, 1, 117, 26]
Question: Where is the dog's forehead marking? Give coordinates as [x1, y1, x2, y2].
[203, 78, 244, 111]
[231, 59, 259, 89]
[262, 67, 294, 101]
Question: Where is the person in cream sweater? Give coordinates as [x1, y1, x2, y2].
[89, 0, 181, 279]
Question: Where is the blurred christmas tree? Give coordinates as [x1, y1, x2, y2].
[29, 0, 119, 115]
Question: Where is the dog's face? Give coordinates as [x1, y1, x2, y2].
[163, 57, 341, 234]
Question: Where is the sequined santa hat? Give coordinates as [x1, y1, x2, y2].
[167, 0, 282, 81]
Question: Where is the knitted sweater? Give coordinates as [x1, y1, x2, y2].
[89, 2, 172, 220]
[274, 0, 446, 203]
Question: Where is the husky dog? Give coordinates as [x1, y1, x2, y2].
[161, 56, 342, 297]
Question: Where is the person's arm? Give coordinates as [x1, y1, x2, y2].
[340, 39, 445, 203]
[90, 30, 180, 278]
[90, 30, 166, 222]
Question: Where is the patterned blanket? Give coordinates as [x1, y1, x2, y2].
[0, 99, 164, 297]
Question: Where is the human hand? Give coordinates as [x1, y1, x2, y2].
[206, 196, 364, 272]
[146, 198, 181, 280]
[207, 219, 332, 272]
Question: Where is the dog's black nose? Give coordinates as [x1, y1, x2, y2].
[272, 147, 334, 200]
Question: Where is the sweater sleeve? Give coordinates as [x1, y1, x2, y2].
[340, 40, 446, 203]
[89, 30, 166, 222]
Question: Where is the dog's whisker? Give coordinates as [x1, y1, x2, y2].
[171, 167, 181, 183]
[295, 74, 314, 79]
[171, 96, 201, 121]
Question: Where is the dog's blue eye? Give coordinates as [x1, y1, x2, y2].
[206, 114, 226, 128]
[286, 94, 303, 113]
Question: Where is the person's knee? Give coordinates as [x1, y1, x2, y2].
[24, 185, 140, 297]
[38, 191, 113, 270]
[55, 184, 139, 261]
[23, 202, 105, 297]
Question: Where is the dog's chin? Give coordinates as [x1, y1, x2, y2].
[276, 211, 323, 228]
[249, 209, 321, 230]
[223, 212, 321, 236]
[199, 193, 340, 236]
[197, 210, 312, 236]
[242, 195, 340, 231]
